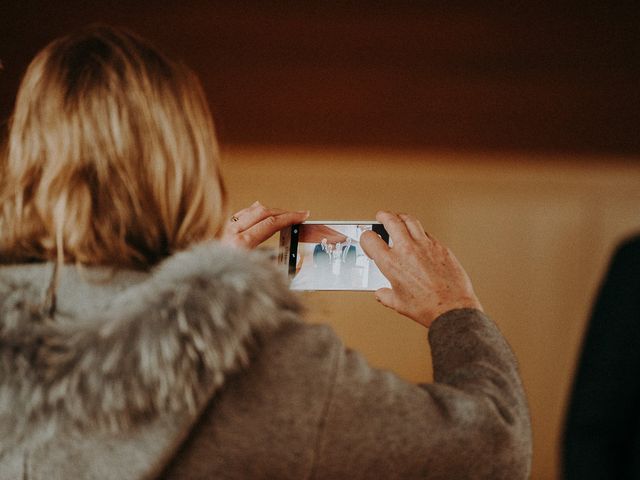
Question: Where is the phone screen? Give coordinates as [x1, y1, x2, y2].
[285, 223, 390, 291]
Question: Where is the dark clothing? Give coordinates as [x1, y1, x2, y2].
[342, 244, 356, 265]
[313, 243, 330, 268]
[564, 235, 640, 479]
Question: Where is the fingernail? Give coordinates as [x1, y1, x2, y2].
[298, 210, 310, 216]
[253, 201, 260, 206]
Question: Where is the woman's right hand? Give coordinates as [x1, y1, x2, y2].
[360, 211, 482, 328]
[220, 201, 309, 250]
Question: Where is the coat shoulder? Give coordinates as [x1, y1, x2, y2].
[0, 242, 303, 439]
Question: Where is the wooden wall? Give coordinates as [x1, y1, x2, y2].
[1, 1, 639, 154]
[222, 147, 640, 479]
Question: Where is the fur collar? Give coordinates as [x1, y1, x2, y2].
[0, 242, 302, 438]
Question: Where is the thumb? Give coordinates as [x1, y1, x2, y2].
[374, 287, 396, 310]
[360, 230, 389, 260]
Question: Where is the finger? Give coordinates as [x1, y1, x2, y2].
[230, 201, 264, 219]
[398, 214, 428, 242]
[374, 287, 397, 311]
[360, 229, 390, 261]
[231, 205, 287, 232]
[375, 211, 411, 247]
[241, 210, 310, 248]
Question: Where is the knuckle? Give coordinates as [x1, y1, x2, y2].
[265, 215, 277, 226]
[256, 205, 268, 215]
[399, 240, 417, 254]
[238, 232, 252, 246]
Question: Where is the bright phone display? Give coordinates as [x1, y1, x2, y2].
[279, 222, 390, 291]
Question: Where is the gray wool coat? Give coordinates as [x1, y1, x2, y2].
[0, 243, 532, 479]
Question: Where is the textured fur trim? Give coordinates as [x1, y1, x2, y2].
[0, 242, 302, 438]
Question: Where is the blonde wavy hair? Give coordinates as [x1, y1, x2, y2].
[0, 26, 226, 269]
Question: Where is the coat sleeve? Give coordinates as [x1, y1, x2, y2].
[563, 237, 640, 479]
[309, 308, 532, 480]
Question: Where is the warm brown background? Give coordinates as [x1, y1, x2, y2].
[221, 148, 640, 480]
[1, 0, 639, 153]
[2, 2, 640, 479]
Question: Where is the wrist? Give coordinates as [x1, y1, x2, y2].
[421, 297, 483, 328]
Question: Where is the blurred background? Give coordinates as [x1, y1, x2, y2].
[2, 2, 639, 478]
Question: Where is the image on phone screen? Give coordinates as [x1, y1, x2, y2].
[286, 223, 391, 291]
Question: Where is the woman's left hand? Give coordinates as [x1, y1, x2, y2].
[220, 201, 310, 249]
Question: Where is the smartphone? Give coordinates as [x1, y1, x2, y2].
[279, 221, 391, 291]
